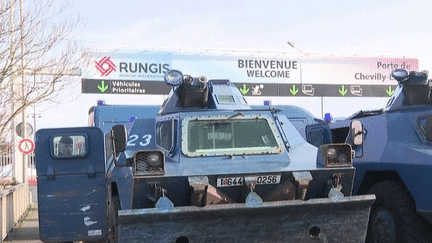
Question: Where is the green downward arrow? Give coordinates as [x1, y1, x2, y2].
[339, 85, 348, 96]
[290, 84, 299, 95]
[98, 80, 109, 93]
[386, 86, 395, 96]
[239, 84, 249, 95]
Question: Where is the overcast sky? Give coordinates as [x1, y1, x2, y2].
[31, 0, 432, 131]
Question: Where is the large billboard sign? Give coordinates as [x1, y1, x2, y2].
[82, 50, 418, 97]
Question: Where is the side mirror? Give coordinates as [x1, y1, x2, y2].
[350, 120, 363, 146]
[111, 125, 127, 153]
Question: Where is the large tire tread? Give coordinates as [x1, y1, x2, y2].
[366, 180, 432, 243]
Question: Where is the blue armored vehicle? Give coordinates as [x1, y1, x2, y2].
[306, 69, 432, 243]
[35, 70, 374, 242]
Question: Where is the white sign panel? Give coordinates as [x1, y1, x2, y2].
[85, 51, 302, 84]
[84, 50, 418, 87]
[200, 59, 301, 83]
[88, 53, 172, 81]
[301, 56, 418, 85]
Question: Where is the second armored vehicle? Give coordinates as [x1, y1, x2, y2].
[306, 69, 432, 243]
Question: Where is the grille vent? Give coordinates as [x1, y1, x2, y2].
[134, 151, 165, 175]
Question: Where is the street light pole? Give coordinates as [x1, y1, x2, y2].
[26, 107, 39, 178]
[287, 41, 305, 83]
[287, 42, 323, 118]
[27, 110, 41, 136]
[20, 0, 28, 184]
[287, 42, 306, 55]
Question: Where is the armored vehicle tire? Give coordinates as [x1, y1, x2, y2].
[84, 195, 119, 243]
[366, 180, 432, 243]
[108, 195, 120, 243]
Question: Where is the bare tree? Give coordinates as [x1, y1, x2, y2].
[0, 0, 87, 144]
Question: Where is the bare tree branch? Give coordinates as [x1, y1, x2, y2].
[0, 0, 88, 144]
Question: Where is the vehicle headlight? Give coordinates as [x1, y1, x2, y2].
[337, 152, 350, 163]
[317, 144, 352, 167]
[147, 152, 162, 166]
[133, 150, 165, 175]
[326, 147, 337, 160]
[164, 70, 184, 86]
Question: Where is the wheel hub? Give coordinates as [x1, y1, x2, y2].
[371, 207, 396, 243]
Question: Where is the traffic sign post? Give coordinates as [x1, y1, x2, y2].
[16, 122, 33, 137]
[18, 138, 35, 155]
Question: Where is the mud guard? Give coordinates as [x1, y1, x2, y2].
[118, 194, 375, 242]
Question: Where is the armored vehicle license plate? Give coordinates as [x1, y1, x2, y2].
[254, 175, 281, 185]
[217, 177, 244, 187]
[217, 175, 281, 187]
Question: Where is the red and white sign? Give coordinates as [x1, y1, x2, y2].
[18, 139, 35, 154]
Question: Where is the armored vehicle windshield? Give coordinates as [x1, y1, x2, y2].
[182, 114, 284, 157]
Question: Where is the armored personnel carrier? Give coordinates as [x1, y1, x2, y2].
[306, 69, 432, 243]
[36, 70, 375, 242]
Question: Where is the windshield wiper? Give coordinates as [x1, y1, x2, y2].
[228, 112, 243, 119]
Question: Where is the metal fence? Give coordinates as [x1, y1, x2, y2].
[0, 183, 30, 241]
[27, 153, 36, 182]
[0, 151, 35, 181]
[0, 148, 34, 241]
[0, 154, 13, 167]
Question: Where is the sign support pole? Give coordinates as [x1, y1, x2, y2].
[321, 96, 324, 119]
